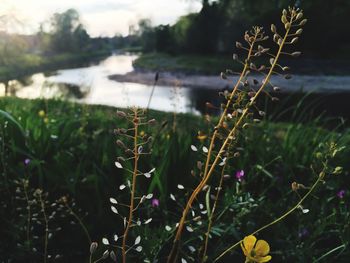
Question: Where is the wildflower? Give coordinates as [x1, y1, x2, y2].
[298, 228, 309, 238]
[337, 190, 345, 199]
[235, 170, 245, 181]
[151, 198, 160, 208]
[38, 110, 46, 118]
[197, 131, 207, 142]
[241, 235, 271, 262]
[24, 158, 31, 165]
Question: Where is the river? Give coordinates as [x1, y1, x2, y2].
[0, 54, 219, 114]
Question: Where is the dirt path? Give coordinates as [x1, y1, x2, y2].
[109, 71, 350, 93]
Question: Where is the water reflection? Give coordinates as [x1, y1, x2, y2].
[0, 54, 220, 114]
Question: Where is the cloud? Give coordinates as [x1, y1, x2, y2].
[0, 0, 202, 36]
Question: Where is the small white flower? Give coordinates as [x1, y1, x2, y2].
[111, 206, 118, 214]
[170, 194, 176, 201]
[102, 237, 109, 245]
[186, 226, 194, 232]
[115, 162, 123, 169]
[136, 246, 143, 252]
[165, 225, 172, 231]
[177, 184, 184, 190]
[144, 173, 151, 178]
[135, 236, 141, 245]
[114, 235, 118, 241]
[190, 145, 198, 152]
[145, 193, 153, 199]
[202, 146, 208, 153]
[109, 198, 118, 204]
[119, 184, 126, 190]
[144, 218, 152, 224]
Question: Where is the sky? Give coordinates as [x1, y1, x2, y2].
[0, 0, 202, 36]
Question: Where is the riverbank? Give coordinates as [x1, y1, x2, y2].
[109, 70, 350, 93]
[134, 53, 350, 76]
[0, 50, 111, 82]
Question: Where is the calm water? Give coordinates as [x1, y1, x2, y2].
[0, 54, 218, 114]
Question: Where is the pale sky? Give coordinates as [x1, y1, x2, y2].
[0, 0, 202, 36]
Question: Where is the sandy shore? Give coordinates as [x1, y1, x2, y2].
[109, 71, 350, 93]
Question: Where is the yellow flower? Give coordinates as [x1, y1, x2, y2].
[241, 235, 272, 263]
[44, 117, 49, 124]
[140, 130, 145, 137]
[197, 131, 207, 142]
[38, 110, 46, 118]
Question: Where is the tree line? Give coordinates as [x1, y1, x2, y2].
[129, 0, 350, 58]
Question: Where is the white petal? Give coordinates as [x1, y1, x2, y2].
[114, 235, 118, 241]
[302, 208, 310, 214]
[109, 198, 118, 204]
[144, 218, 152, 224]
[181, 258, 187, 263]
[165, 225, 172, 231]
[202, 146, 208, 153]
[170, 194, 176, 201]
[136, 246, 142, 252]
[177, 184, 184, 190]
[111, 206, 118, 214]
[190, 145, 198, 152]
[119, 184, 126, 190]
[186, 226, 194, 232]
[102, 237, 109, 245]
[135, 236, 141, 245]
[188, 245, 196, 253]
[144, 173, 151, 178]
[149, 168, 156, 173]
[199, 203, 204, 209]
[115, 162, 123, 169]
[145, 193, 153, 199]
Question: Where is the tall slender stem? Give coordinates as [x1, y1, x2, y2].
[122, 109, 139, 263]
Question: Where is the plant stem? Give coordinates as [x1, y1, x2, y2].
[166, 32, 257, 263]
[65, 204, 91, 245]
[122, 109, 139, 263]
[39, 192, 48, 263]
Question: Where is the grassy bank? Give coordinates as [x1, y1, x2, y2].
[0, 97, 349, 262]
[0, 50, 111, 82]
[134, 52, 350, 75]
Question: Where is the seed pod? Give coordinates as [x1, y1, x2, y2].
[110, 251, 117, 262]
[291, 51, 301, 57]
[220, 72, 227, 80]
[284, 74, 292, 80]
[281, 15, 288, 24]
[296, 12, 303, 20]
[116, 111, 127, 118]
[291, 37, 298, 44]
[273, 86, 281, 92]
[296, 29, 303, 35]
[285, 22, 291, 30]
[236, 41, 243, 48]
[259, 111, 266, 116]
[102, 250, 109, 259]
[272, 97, 280, 102]
[282, 66, 290, 71]
[282, 9, 287, 16]
[116, 140, 126, 149]
[232, 53, 238, 60]
[148, 119, 156, 125]
[299, 19, 308, 26]
[233, 152, 240, 157]
[271, 24, 276, 33]
[90, 242, 98, 254]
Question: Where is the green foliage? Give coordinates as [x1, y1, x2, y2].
[0, 97, 349, 261]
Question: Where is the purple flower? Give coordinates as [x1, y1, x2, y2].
[337, 190, 345, 199]
[151, 198, 160, 208]
[298, 228, 309, 238]
[24, 158, 31, 165]
[235, 170, 245, 181]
